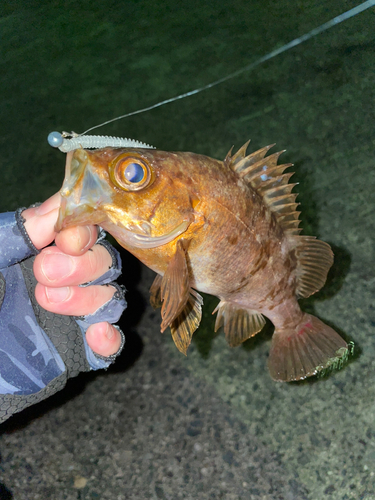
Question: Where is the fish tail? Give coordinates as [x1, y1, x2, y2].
[268, 314, 350, 382]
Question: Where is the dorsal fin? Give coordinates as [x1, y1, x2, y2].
[227, 142, 301, 236]
[224, 140, 250, 167]
[225, 141, 275, 170]
[227, 142, 334, 299]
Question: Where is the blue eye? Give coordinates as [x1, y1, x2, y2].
[110, 155, 152, 191]
[124, 162, 145, 183]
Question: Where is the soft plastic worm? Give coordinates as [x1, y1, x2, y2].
[47, 131, 155, 152]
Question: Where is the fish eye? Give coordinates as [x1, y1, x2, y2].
[124, 162, 145, 183]
[109, 154, 153, 191]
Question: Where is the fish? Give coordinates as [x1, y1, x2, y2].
[56, 142, 350, 382]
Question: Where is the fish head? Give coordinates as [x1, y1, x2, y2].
[56, 147, 198, 249]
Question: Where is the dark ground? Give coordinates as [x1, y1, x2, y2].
[0, 1, 374, 499]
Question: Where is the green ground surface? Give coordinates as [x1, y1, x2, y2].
[0, 1, 374, 499]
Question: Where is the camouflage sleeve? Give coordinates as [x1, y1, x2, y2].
[0, 209, 39, 267]
[0, 211, 126, 424]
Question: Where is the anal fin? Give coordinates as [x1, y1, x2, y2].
[268, 313, 349, 382]
[213, 301, 265, 347]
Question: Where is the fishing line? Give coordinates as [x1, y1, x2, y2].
[49, 0, 375, 152]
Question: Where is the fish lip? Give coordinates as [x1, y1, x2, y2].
[55, 201, 105, 232]
[119, 217, 192, 249]
[55, 148, 114, 232]
[55, 196, 71, 232]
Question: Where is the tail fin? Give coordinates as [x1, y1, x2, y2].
[268, 314, 349, 382]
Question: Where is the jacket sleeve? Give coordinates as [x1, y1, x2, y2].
[0, 209, 39, 268]
[0, 210, 126, 424]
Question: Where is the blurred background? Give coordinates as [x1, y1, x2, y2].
[0, 1, 374, 498]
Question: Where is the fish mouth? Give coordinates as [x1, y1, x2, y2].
[55, 196, 107, 232]
[57, 201, 192, 248]
[116, 217, 192, 249]
[57, 195, 192, 249]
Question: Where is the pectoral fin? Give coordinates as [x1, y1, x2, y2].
[294, 236, 334, 298]
[160, 240, 190, 332]
[150, 274, 163, 309]
[170, 290, 203, 354]
[214, 300, 266, 347]
[150, 262, 202, 354]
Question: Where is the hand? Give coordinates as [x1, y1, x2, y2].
[22, 193, 123, 357]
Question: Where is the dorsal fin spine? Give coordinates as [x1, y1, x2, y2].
[230, 140, 250, 163]
[263, 183, 298, 199]
[237, 152, 286, 179]
[257, 172, 295, 192]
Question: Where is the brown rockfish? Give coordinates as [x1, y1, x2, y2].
[56, 142, 349, 381]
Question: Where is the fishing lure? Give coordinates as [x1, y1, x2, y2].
[47, 131, 155, 152]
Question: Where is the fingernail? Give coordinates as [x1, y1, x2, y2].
[105, 324, 115, 340]
[81, 226, 93, 251]
[45, 286, 71, 303]
[41, 253, 74, 281]
[35, 201, 52, 216]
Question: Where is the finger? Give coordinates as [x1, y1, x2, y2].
[23, 193, 61, 249]
[55, 225, 99, 256]
[35, 283, 115, 316]
[34, 244, 113, 287]
[86, 322, 122, 357]
[23, 192, 61, 220]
